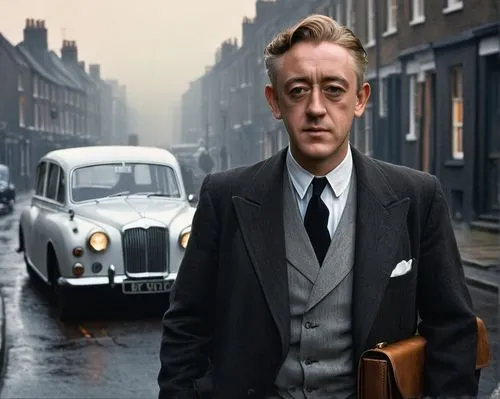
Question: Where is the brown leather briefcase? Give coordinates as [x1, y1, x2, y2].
[357, 317, 491, 399]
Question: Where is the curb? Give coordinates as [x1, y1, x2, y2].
[465, 275, 498, 293]
[462, 258, 499, 269]
[0, 293, 6, 382]
[463, 264, 499, 293]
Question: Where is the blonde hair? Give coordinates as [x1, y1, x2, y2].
[264, 14, 368, 90]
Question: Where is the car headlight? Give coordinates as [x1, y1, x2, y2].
[179, 227, 191, 249]
[87, 231, 109, 253]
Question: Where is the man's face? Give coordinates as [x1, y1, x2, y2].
[265, 41, 370, 173]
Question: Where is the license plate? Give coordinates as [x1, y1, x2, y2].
[122, 279, 173, 294]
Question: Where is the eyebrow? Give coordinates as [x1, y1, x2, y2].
[284, 76, 350, 88]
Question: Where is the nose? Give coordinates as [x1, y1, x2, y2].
[306, 86, 327, 118]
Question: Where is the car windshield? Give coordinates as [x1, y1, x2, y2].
[71, 163, 181, 202]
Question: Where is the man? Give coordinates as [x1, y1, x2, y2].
[158, 14, 478, 398]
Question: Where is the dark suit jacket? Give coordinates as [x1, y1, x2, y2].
[158, 147, 478, 399]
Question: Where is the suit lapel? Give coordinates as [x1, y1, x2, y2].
[350, 148, 410, 361]
[282, 169, 320, 284]
[232, 149, 290, 357]
[305, 170, 357, 312]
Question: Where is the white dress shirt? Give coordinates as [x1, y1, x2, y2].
[286, 144, 353, 237]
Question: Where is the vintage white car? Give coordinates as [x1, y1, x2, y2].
[17, 145, 197, 320]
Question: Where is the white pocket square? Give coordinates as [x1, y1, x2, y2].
[390, 259, 413, 278]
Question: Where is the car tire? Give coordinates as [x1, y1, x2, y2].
[50, 256, 77, 322]
[18, 230, 37, 281]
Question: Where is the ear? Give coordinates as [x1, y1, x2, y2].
[354, 82, 371, 117]
[265, 84, 282, 120]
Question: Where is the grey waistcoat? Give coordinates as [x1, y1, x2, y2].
[272, 166, 357, 399]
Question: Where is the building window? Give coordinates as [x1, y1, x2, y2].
[385, 0, 398, 33]
[410, 0, 425, 24]
[367, 0, 375, 45]
[346, 0, 353, 29]
[451, 66, 463, 160]
[379, 77, 388, 117]
[444, 0, 463, 13]
[17, 73, 23, 91]
[406, 74, 422, 141]
[336, 1, 343, 25]
[33, 75, 39, 98]
[34, 103, 39, 130]
[19, 96, 25, 127]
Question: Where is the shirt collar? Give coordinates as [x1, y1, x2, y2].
[286, 143, 353, 199]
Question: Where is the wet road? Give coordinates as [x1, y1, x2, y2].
[470, 282, 498, 397]
[0, 196, 167, 399]
[0, 196, 498, 398]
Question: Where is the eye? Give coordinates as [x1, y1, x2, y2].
[324, 86, 343, 96]
[289, 87, 308, 97]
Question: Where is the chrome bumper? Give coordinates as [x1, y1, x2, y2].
[57, 265, 178, 287]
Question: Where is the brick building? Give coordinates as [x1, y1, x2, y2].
[0, 18, 131, 191]
[353, 0, 499, 225]
[179, 0, 499, 226]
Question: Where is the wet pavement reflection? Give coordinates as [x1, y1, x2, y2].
[455, 222, 500, 267]
[0, 197, 497, 398]
[0, 197, 167, 399]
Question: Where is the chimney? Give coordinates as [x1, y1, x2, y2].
[61, 40, 78, 64]
[255, 0, 276, 23]
[242, 17, 256, 47]
[89, 64, 101, 79]
[23, 18, 48, 51]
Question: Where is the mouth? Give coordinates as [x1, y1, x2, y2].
[303, 128, 330, 134]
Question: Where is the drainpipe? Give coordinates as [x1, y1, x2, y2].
[373, 0, 381, 160]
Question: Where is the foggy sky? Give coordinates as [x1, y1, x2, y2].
[1, 0, 256, 145]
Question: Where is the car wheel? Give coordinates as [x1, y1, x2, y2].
[49, 256, 76, 322]
[18, 230, 35, 281]
[25, 257, 37, 281]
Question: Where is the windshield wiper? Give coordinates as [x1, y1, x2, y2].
[146, 192, 174, 198]
[106, 191, 130, 197]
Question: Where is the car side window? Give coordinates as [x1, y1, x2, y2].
[46, 163, 59, 200]
[57, 170, 66, 203]
[35, 162, 47, 196]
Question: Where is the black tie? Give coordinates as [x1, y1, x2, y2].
[304, 177, 331, 265]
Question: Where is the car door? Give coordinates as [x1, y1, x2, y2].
[25, 161, 48, 273]
[31, 162, 61, 279]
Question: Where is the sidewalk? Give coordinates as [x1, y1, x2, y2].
[0, 293, 5, 380]
[454, 223, 500, 291]
[455, 223, 500, 268]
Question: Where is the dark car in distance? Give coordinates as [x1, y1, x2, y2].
[0, 164, 15, 213]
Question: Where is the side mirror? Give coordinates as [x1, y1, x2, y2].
[187, 194, 198, 204]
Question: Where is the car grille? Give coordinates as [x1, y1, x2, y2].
[122, 227, 168, 274]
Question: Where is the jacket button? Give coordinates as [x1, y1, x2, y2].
[247, 388, 255, 396]
[305, 322, 312, 329]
